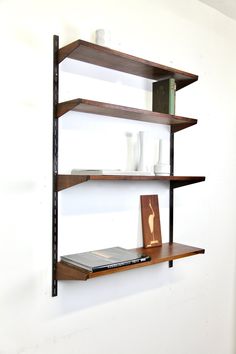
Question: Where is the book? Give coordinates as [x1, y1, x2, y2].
[71, 169, 154, 176]
[61, 247, 151, 272]
[152, 78, 176, 114]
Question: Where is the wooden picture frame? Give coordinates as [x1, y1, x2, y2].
[140, 195, 162, 248]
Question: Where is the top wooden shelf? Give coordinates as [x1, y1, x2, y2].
[58, 40, 198, 90]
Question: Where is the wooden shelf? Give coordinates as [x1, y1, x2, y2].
[56, 242, 205, 280]
[57, 175, 206, 191]
[58, 40, 198, 90]
[57, 98, 197, 132]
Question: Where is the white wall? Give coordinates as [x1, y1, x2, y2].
[1, 0, 236, 353]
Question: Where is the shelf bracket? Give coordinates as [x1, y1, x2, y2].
[52, 35, 59, 297]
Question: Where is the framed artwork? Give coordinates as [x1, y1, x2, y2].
[140, 195, 162, 248]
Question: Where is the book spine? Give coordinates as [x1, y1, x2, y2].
[169, 78, 176, 115]
[152, 78, 176, 115]
[92, 256, 151, 272]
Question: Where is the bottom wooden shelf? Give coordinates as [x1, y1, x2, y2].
[56, 242, 205, 281]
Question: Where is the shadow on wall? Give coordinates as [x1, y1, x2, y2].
[61, 59, 152, 91]
[54, 262, 182, 315]
[59, 181, 169, 215]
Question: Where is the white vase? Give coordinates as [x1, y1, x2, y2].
[125, 133, 136, 171]
[137, 131, 153, 173]
[95, 29, 111, 47]
[154, 139, 170, 175]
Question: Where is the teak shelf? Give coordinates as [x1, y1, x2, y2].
[57, 175, 205, 191]
[57, 98, 197, 132]
[58, 39, 198, 89]
[52, 35, 205, 296]
[56, 243, 205, 280]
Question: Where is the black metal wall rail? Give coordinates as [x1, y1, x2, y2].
[52, 35, 59, 297]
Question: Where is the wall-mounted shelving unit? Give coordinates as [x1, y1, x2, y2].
[52, 35, 205, 297]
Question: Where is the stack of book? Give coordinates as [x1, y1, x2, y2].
[71, 169, 154, 176]
[61, 247, 151, 272]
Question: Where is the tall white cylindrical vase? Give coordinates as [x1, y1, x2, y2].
[154, 139, 170, 175]
[137, 131, 153, 174]
[125, 133, 136, 171]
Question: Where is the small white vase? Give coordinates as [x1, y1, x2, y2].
[95, 29, 111, 46]
[125, 133, 136, 171]
[154, 139, 170, 175]
[137, 131, 153, 173]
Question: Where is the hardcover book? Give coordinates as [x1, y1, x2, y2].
[152, 78, 176, 114]
[61, 247, 151, 272]
[71, 169, 154, 176]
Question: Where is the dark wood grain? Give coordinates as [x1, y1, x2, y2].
[56, 242, 205, 280]
[58, 40, 198, 89]
[57, 175, 206, 191]
[56, 262, 89, 280]
[57, 98, 197, 132]
[57, 175, 89, 191]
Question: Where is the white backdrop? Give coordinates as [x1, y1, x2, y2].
[0, 0, 236, 353]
